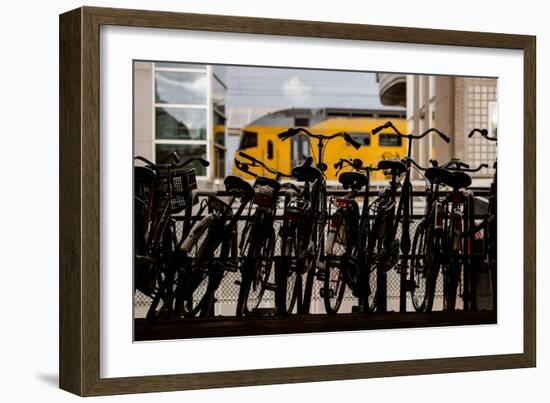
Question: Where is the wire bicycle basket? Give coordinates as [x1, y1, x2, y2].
[155, 166, 198, 214]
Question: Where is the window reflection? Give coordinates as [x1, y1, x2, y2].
[155, 62, 206, 70]
[155, 144, 208, 176]
[155, 108, 207, 140]
[155, 71, 207, 105]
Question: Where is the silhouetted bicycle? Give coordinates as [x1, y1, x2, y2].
[322, 157, 381, 314]
[134, 153, 209, 320]
[368, 121, 450, 312]
[277, 128, 361, 314]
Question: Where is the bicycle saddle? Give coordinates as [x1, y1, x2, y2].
[291, 160, 322, 182]
[254, 176, 281, 193]
[445, 171, 472, 190]
[338, 171, 368, 190]
[224, 175, 255, 200]
[377, 158, 407, 174]
[425, 167, 455, 185]
[281, 182, 301, 194]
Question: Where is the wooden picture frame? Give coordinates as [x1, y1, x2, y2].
[59, 6, 536, 396]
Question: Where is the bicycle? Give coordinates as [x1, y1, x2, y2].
[368, 121, 450, 312]
[233, 152, 298, 316]
[438, 159, 487, 311]
[276, 128, 361, 314]
[173, 173, 255, 318]
[322, 158, 381, 314]
[466, 128, 497, 310]
[133, 153, 209, 320]
[276, 156, 323, 315]
[408, 158, 456, 312]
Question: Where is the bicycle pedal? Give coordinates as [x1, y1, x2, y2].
[234, 280, 242, 286]
[316, 269, 326, 281]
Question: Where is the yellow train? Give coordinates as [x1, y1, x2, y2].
[233, 108, 408, 181]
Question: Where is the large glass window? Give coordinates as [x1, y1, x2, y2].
[212, 74, 227, 178]
[155, 71, 207, 105]
[154, 62, 209, 177]
[155, 144, 208, 176]
[155, 62, 206, 70]
[465, 80, 497, 176]
[212, 75, 227, 111]
[155, 108, 207, 140]
[488, 101, 498, 138]
[153, 62, 227, 179]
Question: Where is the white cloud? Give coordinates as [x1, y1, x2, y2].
[282, 76, 313, 105]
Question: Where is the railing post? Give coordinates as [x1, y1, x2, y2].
[399, 271, 407, 312]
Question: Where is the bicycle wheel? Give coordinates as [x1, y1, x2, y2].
[443, 211, 462, 312]
[277, 219, 303, 315]
[302, 181, 327, 314]
[236, 215, 275, 316]
[246, 227, 275, 313]
[145, 229, 181, 320]
[464, 191, 477, 311]
[363, 212, 385, 313]
[444, 259, 460, 311]
[487, 209, 497, 310]
[410, 223, 440, 312]
[175, 214, 218, 317]
[410, 223, 428, 311]
[323, 210, 348, 315]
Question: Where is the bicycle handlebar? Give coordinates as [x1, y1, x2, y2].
[447, 163, 489, 173]
[342, 132, 362, 149]
[372, 121, 451, 143]
[443, 158, 488, 173]
[403, 156, 429, 171]
[334, 158, 361, 171]
[468, 128, 497, 142]
[334, 158, 381, 173]
[371, 121, 392, 135]
[278, 127, 361, 149]
[234, 159, 256, 178]
[442, 158, 469, 170]
[238, 151, 258, 163]
[159, 151, 180, 164]
[236, 151, 292, 179]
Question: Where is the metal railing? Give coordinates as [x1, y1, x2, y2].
[134, 189, 494, 317]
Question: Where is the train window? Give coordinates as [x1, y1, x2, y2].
[379, 133, 402, 146]
[239, 131, 258, 149]
[267, 140, 274, 160]
[349, 132, 371, 146]
[294, 117, 310, 126]
[378, 113, 405, 118]
[291, 135, 309, 165]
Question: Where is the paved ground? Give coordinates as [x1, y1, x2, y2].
[135, 310, 496, 341]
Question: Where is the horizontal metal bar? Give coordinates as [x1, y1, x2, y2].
[173, 213, 490, 221]
[193, 188, 492, 198]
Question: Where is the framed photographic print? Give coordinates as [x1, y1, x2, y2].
[59, 6, 536, 396]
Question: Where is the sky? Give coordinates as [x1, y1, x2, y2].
[216, 65, 402, 128]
